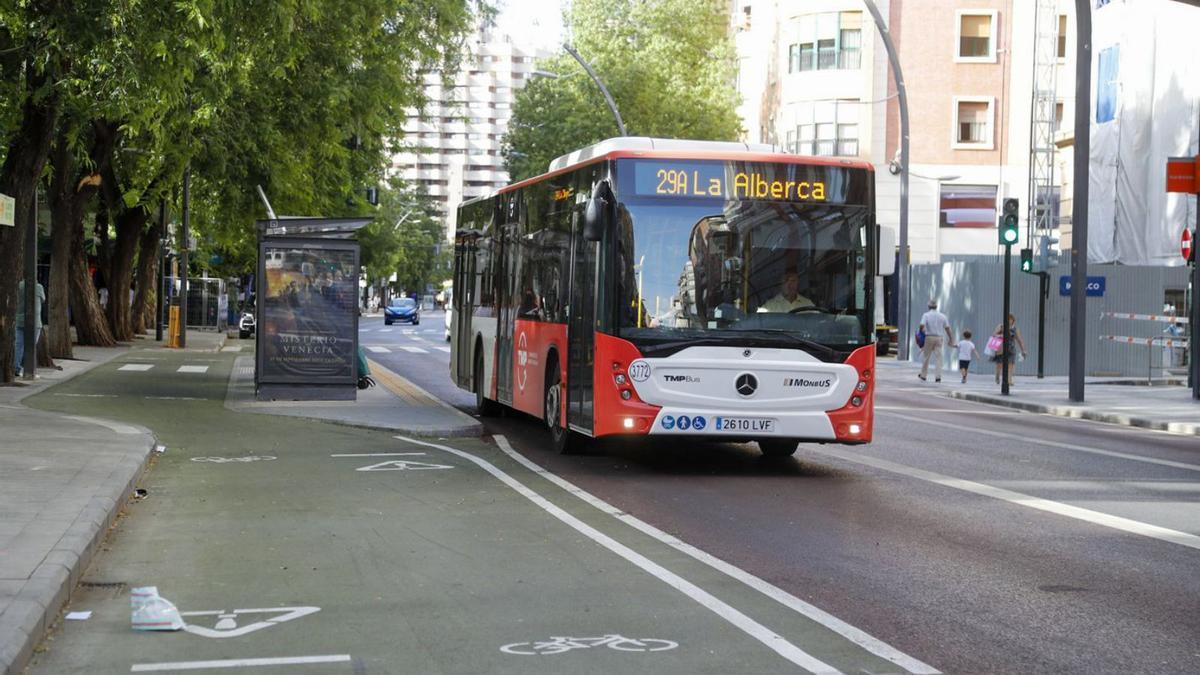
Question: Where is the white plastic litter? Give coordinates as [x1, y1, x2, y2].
[131, 586, 184, 631]
[66, 611, 92, 620]
[154, 444, 167, 454]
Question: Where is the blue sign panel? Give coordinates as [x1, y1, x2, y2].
[1059, 275, 1106, 297]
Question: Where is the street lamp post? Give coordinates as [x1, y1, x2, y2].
[862, 0, 911, 361]
[562, 44, 627, 137]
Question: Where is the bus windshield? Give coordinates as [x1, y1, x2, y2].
[617, 199, 871, 355]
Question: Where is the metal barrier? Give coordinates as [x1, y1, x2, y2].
[1099, 311, 1189, 383]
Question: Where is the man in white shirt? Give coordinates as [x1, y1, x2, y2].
[759, 270, 814, 313]
[918, 299, 953, 382]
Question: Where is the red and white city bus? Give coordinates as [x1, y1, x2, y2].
[449, 138, 879, 456]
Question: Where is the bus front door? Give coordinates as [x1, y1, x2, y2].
[567, 220, 596, 433]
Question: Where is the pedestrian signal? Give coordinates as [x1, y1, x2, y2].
[1019, 248, 1033, 273]
[999, 198, 1019, 246]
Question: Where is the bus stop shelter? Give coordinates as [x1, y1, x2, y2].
[255, 216, 370, 401]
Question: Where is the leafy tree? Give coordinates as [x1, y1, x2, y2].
[358, 179, 446, 303]
[0, 0, 483, 380]
[503, 0, 742, 181]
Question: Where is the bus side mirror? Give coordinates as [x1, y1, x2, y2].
[877, 225, 896, 276]
[583, 195, 606, 242]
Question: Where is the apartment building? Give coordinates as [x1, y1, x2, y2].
[733, 0, 1076, 263]
[390, 28, 546, 241]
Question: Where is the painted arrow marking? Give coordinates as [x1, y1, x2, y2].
[356, 459, 454, 472]
[180, 606, 320, 639]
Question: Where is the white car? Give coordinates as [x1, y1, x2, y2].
[444, 307, 452, 342]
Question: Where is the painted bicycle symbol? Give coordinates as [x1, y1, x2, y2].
[500, 634, 678, 655]
[190, 456, 277, 464]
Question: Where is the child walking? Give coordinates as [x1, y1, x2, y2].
[956, 330, 980, 383]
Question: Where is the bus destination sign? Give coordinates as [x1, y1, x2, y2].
[630, 160, 859, 203]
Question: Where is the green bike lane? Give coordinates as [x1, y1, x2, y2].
[23, 347, 933, 674]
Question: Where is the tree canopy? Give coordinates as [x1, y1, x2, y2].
[502, 0, 742, 181]
[0, 0, 484, 380]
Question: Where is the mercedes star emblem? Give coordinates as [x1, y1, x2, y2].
[735, 373, 758, 397]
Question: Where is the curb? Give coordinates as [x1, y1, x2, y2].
[365, 359, 482, 438]
[948, 390, 1200, 436]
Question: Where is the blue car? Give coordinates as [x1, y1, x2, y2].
[384, 297, 420, 325]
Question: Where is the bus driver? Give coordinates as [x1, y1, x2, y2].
[760, 269, 813, 313]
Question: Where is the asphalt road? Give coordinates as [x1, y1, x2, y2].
[23, 326, 927, 674]
[368, 311, 1200, 675]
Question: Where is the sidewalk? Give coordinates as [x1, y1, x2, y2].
[0, 346, 157, 675]
[223, 355, 481, 437]
[879, 357, 1200, 436]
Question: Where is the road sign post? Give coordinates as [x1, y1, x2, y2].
[1166, 155, 1198, 400]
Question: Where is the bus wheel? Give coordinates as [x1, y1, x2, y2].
[474, 350, 500, 417]
[758, 440, 797, 458]
[545, 362, 576, 454]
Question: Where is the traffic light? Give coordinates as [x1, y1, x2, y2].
[999, 198, 1020, 246]
[1019, 247, 1033, 273]
[1038, 233, 1060, 270]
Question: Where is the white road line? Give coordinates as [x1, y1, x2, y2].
[359, 327, 372, 332]
[409, 335, 425, 341]
[490, 435, 938, 674]
[177, 365, 209, 374]
[399, 346, 428, 354]
[330, 452, 425, 457]
[366, 346, 390, 353]
[144, 396, 203, 401]
[804, 446, 1200, 552]
[220, 345, 243, 352]
[435, 346, 451, 353]
[52, 393, 117, 398]
[64, 416, 143, 436]
[118, 364, 154, 371]
[394, 436, 841, 675]
[130, 654, 352, 672]
[877, 407, 1018, 415]
[880, 410, 1200, 473]
[379, 328, 393, 333]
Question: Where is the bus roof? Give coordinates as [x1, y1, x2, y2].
[488, 137, 874, 197]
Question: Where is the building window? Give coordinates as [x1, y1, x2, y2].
[817, 38, 836, 69]
[798, 124, 814, 155]
[956, 12, 996, 61]
[953, 98, 993, 148]
[939, 185, 998, 228]
[785, 128, 797, 153]
[798, 43, 815, 71]
[838, 12, 862, 69]
[814, 123, 836, 155]
[1057, 15, 1068, 59]
[836, 124, 858, 156]
[793, 12, 862, 73]
[1054, 102, 1064, 131]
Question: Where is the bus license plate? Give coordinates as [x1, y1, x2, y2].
[715, 417, 775, 433]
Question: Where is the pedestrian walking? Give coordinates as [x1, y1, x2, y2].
[991, 313, 1027, 386]
[918, 300, 953, 382]
[14, 279, 45, 378]
[956, 330, 980, 383]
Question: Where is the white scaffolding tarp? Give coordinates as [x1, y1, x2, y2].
[1088, 0, 1200, 266]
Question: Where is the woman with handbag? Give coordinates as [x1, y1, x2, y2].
[990, 314, 1027, 386]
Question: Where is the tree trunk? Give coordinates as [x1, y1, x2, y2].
[48, 138, 76, 359]
[0, 62, 59, 383]
[69, 212, 116, 347]
[37, 329, 56, 369]
[132, 225, 160, 335]
[105, 206, 148, 342]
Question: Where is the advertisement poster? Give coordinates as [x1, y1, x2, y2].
[259, 243, 358, 383]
